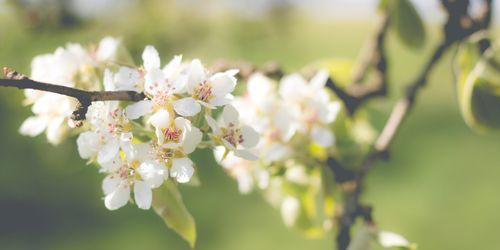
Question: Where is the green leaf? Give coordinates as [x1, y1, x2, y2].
[456, 40, 500, 132]
[152, 181, 196, 248]
[390, 0, 426, 49]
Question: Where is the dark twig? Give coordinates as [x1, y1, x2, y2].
[1, 67, 146, 123]
[326, 8, 391, 115]
[333, 1, 494, 249]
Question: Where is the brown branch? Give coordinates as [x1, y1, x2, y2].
[1, 67, 146, 123]
[209, 60, 284, 80]
[333, 0, 494, 249]
[326, 8, 391, 115]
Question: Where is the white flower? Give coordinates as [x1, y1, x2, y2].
[103, 67, 141, 92]
[232, 73, 296, 162]
[206, 105, 259, 160]
[96, 36, 121, 61]
[77, 101, 133, 166]
[172, 59, 238, 116]
[20, 43, 93, 144]
[279, 70, 341, 147]
[148, 109, 202, 152]
[281, 196, 301, 227]
[214, 146, 268, 194]
[170, 157, 195, 183]
[102, 143, 168, 210]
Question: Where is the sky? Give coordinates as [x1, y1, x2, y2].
[2, 0, 499, 24]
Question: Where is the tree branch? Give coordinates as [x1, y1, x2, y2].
[326, 8, 391, 115]
[333, 0, 494, 249]
[1, 67, 146, 123]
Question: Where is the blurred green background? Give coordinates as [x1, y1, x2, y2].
[1, 0, 500, 249]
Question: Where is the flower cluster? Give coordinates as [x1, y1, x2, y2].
[20, 38, 259, 211]
[215, 71, 341, 233]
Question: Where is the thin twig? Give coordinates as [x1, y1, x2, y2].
[326, 8, 391, 115]
[333, 1, 494, 249]
[1, 67, 146, 123]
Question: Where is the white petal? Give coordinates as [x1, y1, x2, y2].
[309, 69, 329, 89]
[209, 94, 233, 106]
[19, 116, 47, 137]
[187, 59, 206, 91]
[241, 125, 259, 148]
[76, 131, 100, 159]
[46, 116, 66, 144]
[247, 73, 274, 103]
[234, 149, 258, 161]
[144, 68, 166, 94]
[205, 115, 220, 134]
[96, 36, 120, 61]
[319, 101, 341, 124]
[173, 97, 201, 117]
[378, 231, 411, 248]
[102, 175, 121, 195]
[311, 126, 334, 147]
[134, 181, 153, 210]
[104, 183, 130, 210]
[163, 55, 182, 78]
[171, 158, 194, 183]
[137, 161, 167, 188]
[114, 67, 140, 91]
[183, 125, 202, 154]
[210, 71, 236, 97]
[279, 74, 307, 100]
[222, 105, 239, 126]
[142, 45, 160, 70]
[103, 69, 115, 91]
[281, 196, 300, 227]
[125, 100, 152, 120]
[97, 138, 120, 165]
[148, 109, 170, 129]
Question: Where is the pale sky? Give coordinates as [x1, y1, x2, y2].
[4, 0, 498, 25]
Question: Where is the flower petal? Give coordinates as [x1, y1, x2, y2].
[210, 71, 237, 97]
[97, 138, 120, 165]
[76, 131, 100, 159]
[134, 181, 153, 210]
[19, 116, 47, 137]
[142, 45, 160, 70]
[171, 158, 194, 183]
[183, 125, 202, 154]
[137, 161, 167, 188]
[241, 125, 259, 148]
[102, 175, 121, 195]
[125, 100, 153, 120]
[222, 104, 239, 126]
[234, 149, 258, 161]
[187, 59, 206, 92]
[173, 97, 201, 117]
[205, 115, 220, 134]
[148, 109, 170, 129]
[104, 182, 130, 210]
[311, 126, 334, 147]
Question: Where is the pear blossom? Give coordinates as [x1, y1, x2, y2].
[214, 146, 269, 194]
[101, 143, 168, 210]
[279, 70, 341, 147]
[173, 59, 238, 117]
[20, 37, 124, 144]
[206, 105, 259, 160]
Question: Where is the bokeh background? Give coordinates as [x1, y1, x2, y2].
[1, 0, 500, 249]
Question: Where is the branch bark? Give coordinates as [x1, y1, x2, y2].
[333, 1, 494, 249]
[1, 67, 147, 123]
[326, 8, 390, 115]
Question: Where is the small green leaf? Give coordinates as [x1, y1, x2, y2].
[390, 0, 426, 49]
[456, 40, 500, 132]
[152, 181, 196, 248]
